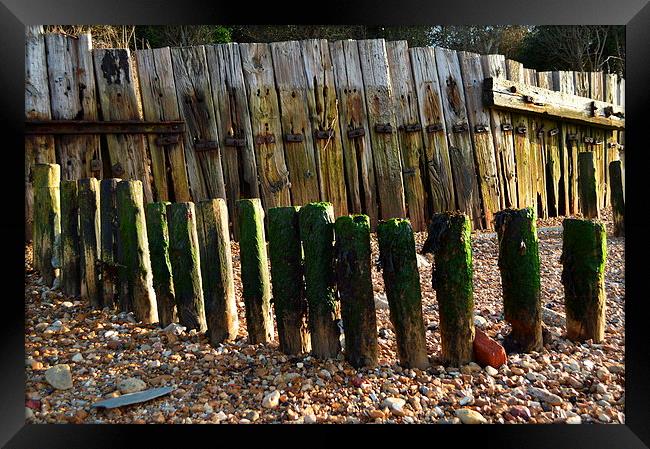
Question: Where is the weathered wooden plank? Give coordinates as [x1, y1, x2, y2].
[171, 46, 227, 202]
[410, 47, 456, 215]
[239, 43, 292, 209]
[330, 40, 378, 227]
[538, 72, 561, 216]
[386, 41, 427, 231]
[482, 54, 517, 209]
[617, 77, 625, 201]
[587, 72, 607, 209]
[99, 178, 121, 309]
[25, 26, 56, 242]
[458, 51, 500, 229]
[78, 178, 101, 308]
[604, 73, 618, 208]
[46, 33, 102, 182]
[301, 39, 348, 218]
[32, 164, 61, 286]
[358, 39, 406, 221]
[578, 152, 600, 219]
[435, 47, 482, 229]
[483, 78, 625, 130]
[523, 68, 548, 219]
[270, 41, 320, 208]
[135, 47, 191, 203]
[60, 180, 80, 296]
[206, 43, 261, 240]
[574, 71, 590, 97]
[93, 48, 153, 203]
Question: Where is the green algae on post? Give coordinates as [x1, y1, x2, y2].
[60, 180, 80, 297]
[78, 178, 101, 309]
[100, 178, 121, 310]
[32, 163, 61, 287]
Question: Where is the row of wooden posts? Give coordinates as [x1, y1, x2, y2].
[32, 161, 621, 368]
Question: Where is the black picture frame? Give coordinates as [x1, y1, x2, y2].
[1, 0, 648, 447]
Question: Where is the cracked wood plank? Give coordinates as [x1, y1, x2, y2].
[538, 71, 562, 217]
[589, 71, 607, 209]
[523, 68, 548, 219]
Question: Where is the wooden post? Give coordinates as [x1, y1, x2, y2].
[609, 161, 624, 237]
[561, 218, 607, 343]
[494, 207, 543, 352]
[578, 152, 599, 219]
[268, 206, 311, 356]
[100, 178, 120, 309]
[299, 202, 340, 359]
[60, 180, 80, 297]
[166, 202, 206, 332]
[145, 202, 177, 328]
[116, 180, 158, 324]
[196, 199, 239, 344]
[335, 215, 379, 368]
[78, 178, 101, 308]
[32, 164, 61, 286]
[422, 212, 475, 366]
[238, 199, 274, 344]
[377, 218, 428, 369]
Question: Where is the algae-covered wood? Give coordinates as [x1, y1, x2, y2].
[93, 48, 153, 203]
[78, 178, 101, 308]
[330, 40, 378, 226]
[578, 152, 599, 219]
[435, 47, 481, 229]
[32, 164, 61, 287]
[60, 180, 80, 296]
[609, 161, 624, 237]
[239, 43, 291, 209]
[386, 41, 427, 231]
[301, 39, 348, 218]
[99, 178, 121, 309]
[358, 39, 406, 222]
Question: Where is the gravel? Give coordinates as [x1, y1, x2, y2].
[24, 208, 624, 424]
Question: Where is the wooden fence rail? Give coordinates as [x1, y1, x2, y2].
[25, 29, 625, 240]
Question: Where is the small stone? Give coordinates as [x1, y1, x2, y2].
[118, 377, 146, 394]
[374, 293, 389, 310]
[583, 360, 594, 371]
[296, 362, 304, 369]
[598, 413, 611, 423]
[459, 396, 474, 406]
[104, 330, 118, 339]
[595, 383, 608, 394]
[44, 364, 73, 390]
[368, 409, 385, 420]
[528, 386, 563, 405]
[485, 366, 498, 377]
[509, 405, 531, 421]
[473, 315, 488, 330]
[71, 353, 84, 363]
[303, 413, 317, 424]
[566, 416, 582, 424]
[25, 407, 34, 420]
[246, 410, 260, 421]
[214, 411, 227, 422]
[596, 367, 611, 381]
[30, 359, 44, 370]
[61, 301, 74, 308]
[416, 254, 431, 268]
[455, 408, 487, 424]
[262, 390, 281, 409]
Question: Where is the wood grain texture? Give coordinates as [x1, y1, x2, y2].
[25, 26, 56, 242]
[330, 40, 378, 227]
[586, 72, 606, 209]
[538, 71, 562, 215]
[436, 47, 481, 229]
[386, 41, 427, 231]
[239, 43, 291, 209]
[93, 48, 153, 203]
[206, 43, 261, 240]
[100, 178, 121, 309]
[458, 51, 500, 229]
[301, 39, 348, 218]
[171, 46, 226, 202]
[135, 47, 191, 203]
[358, 39, 406, 221]
[574, 71, 590, 97]
[410, 46, 456, 215]
[78, 178, 101, 308]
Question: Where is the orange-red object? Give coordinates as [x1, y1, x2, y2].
[473, 329, 507, 368]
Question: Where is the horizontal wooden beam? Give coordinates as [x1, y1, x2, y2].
[483, 77, 625, 130]
[25, 120, 185, 135]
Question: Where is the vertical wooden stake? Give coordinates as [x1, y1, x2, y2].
[60, 180, 80, 296]
[166, 202, 206, 332]
[609, 161, 624, 237]
[578, 152, 600, 219]
[32, 164, 61, 287]
[238, 199, 274, 344]
[78, 178, 101, 308]
[100, 178, 121, 309]
[377, 218, 429, 369]
[196, 199, 239, 345]
[335, 215, 379, 368]
[494, 207, 543, 353]
[268, 206, 311, 356]
[116, 180, 158, 324]
[146, 202, 177, 328]
[422, 212, 475, 366]
[561, 218, 607, 343]
[299, 202, 340, 359]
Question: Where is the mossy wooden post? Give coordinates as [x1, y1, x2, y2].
[166, 202, 206, 332]
[146, 202, 177, 328]
[268, 206, 310, 356]
[60, 180, 79, 296]
[116, 180, 158, 324]
[422, 212, 475, 366]
[78, 178, 101, 308]
[609, 161, 624, 237]
[494, 207, 543, 353]
[578, 152, 600, 219]
[377, 219, 428, 369]
[238, 199, 274, 344]
[196, 199, 238, 345]
[32, 164, 61, 286]
[561, 219, 607, 343]
[299, 202, 340, 359]
[335, 215, 378, 368]
[100, 178, 121, 310]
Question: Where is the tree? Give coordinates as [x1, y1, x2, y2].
[428, 26, 531, 58]
[135, 26, 232, 48]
